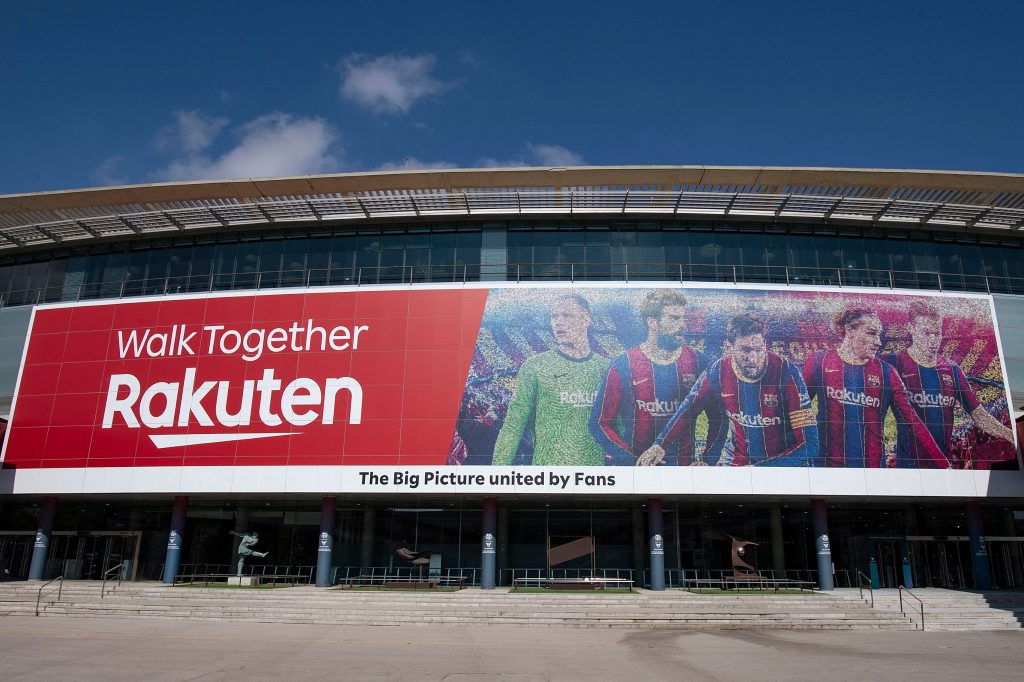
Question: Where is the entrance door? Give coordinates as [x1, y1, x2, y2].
[875, 540, 902, 587]
[909, 538, 972, 588]
[41, 532, 142, 581]
[989, 540, 1024, 588]
[0, 534, 34, 580]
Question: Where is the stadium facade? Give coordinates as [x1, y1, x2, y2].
[1, 166, 1024, 592]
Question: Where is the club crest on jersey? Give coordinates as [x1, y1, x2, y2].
[867, 374, 880, 388]
[681, 373, 696, 384]
[762, 393, 779, 407]
[941, 373, 954, 385]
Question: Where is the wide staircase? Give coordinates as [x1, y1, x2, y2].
[2, 582, 1021, 630]
[869, 588, 1024, 631]
[0, 581, 909, 630]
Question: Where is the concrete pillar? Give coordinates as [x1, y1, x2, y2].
[631, 506, 645, 575]
[359, 506, 376, 568]
[811, 499, 833, 591]
[161, 496, 188, 584]
[481, 497, 497, 589]
[966, 500, 992, 590]
[769, 505, 786, 574]
[316, 496, 336, 587]
[496, 505, 509, 585]
[648, 498, 666, 591]
[27, 496, 58, 580]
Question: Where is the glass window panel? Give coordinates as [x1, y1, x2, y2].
[910, 240, 939, 273]
[0, 264, 13, 298]
[814, 236, 840, 268]
[662, 231, 689, 264]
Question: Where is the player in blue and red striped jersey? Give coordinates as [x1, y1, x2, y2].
[885, 300, 1014, 468]
[637, 313, 818, 466]
[802, 307, 950, 469]
[589, 290, 709, 465]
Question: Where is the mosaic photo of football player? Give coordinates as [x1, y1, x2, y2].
[803, 306, 949, 468]
[637, 313, 818, 466]
[884, 300, 1014, 468]
[589, 290, 709, 465]
[491, 294, 608, 466]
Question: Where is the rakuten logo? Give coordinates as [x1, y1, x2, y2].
[560, 390, 596, 407]
[101, 368, 362, 449]
[726, 411, 781, 428]
[909, 391, 956, 408]
[635, 398, 681, 416]
[825, 386, 881, 408]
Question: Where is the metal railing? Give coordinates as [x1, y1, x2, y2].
[499, 567, 637, 587]
[100, 563, 122, 598]
[899, 585, 926, 631]
[857, 570, 874, 608]
[164, 563, 317, 585]
[338, 566, 479, 586]
[35, 575, 63, 616]
[4, 262, 1024, 310]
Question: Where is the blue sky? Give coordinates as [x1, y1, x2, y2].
[1, 1, 1023, 194]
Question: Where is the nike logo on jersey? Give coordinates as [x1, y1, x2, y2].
[632, 378, 650, 385]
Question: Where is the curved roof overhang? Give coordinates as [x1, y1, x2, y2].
[1, 165, 1023, 252]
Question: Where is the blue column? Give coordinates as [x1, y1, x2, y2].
[27, 496, 58, 580]
[811, 499, 833, 591]
[899, 538, 913, 588]
[648, 498, 665, 591]
[481, 497, 497, 589]
[966, 500, 992, 590]
[316, 496, 336, 587]
[867, 540, 880, 589]
[161, 495, 188, 584]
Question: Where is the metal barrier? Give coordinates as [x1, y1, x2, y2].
[499, 567, 637, 587]
[164, 563, 316, 585]
[35, 575, 63, 616]
[338, 566, 479, 587]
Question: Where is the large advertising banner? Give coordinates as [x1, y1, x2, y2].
[1, 284, 1018, 480]
[450, 286, 1017, 471]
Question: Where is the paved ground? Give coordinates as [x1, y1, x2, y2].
[0, 616, 1022, 681]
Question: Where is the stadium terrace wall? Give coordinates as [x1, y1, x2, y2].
[2, 168, 1024, 592]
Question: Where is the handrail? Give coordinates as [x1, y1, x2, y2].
[35, 575, 63, 616]
[100, 563, 122, 598]
[857, 570, 874, 608]
[5, 261, 1022, 310]
[899, 585, 926, 631]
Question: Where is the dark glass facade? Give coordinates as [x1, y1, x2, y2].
[3, 219, 1024, 308]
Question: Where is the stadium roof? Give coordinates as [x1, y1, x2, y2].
[2, 166, 1024, 252]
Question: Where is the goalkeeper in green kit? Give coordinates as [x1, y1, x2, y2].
[491, 294, 609, 466]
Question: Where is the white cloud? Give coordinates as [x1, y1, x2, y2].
[91, 155, 129, 186]
[475, 143, 586, 168]
[340, 53, 456, 115]
[377, 157, 457, 171]
[155, 112, 340, 181]
[155, 110, 229, 155]
[526, 143, 585, 167]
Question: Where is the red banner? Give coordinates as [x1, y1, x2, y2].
[3, 289, 488, 469]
